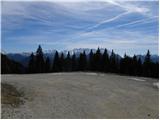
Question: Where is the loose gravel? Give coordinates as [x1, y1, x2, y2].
[1, 72, 159, 119]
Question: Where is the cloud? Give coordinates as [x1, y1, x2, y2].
[115, 15, 158, 28]
[86, 11, 130, 30]
[1, 1, 159, 56]
[83, 0, 154, 31]
[108, 0, 150, 14]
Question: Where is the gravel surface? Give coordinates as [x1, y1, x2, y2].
[1, 72, 159, 119]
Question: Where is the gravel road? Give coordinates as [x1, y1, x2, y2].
[1, 72, 159, 119]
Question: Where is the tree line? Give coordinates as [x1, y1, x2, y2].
[1, 54, 25, 74]
[27, 45, 159, 78]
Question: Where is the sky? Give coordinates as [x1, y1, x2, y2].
[1, 0, 159, 56]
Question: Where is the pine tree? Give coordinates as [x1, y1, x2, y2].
[137, 58, 142, 76]
[28, 52, 35, 73]
[152, 62, 159, 78]
[109, 50, 117, 73]
[143, 50, 151, 77]
[83, 51, 87, 71]
[93, 48, 102, 71]
[35, 45, 45, 73]
[78, 51, 87, 71]
[132, 55, 138, 76]
[59, 53, 64, 71]
[144, 50, 151, 63]
[45, 57, 50, 73]
[71, 53, 77, 71]
[125, 56, 133, 76]
[120, 53, 126, 74]
[120, 53, 131, 75]
[102, 49, 109, 72]
[89, 49, 94, 71]
[52, 51, 60, 72]
[26, 46, 158, 78]
[65, 52, 72, 72]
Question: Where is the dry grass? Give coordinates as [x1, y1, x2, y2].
[1, 83, 24, 107]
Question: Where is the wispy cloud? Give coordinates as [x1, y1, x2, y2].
[83, 0, 154, 31]
[86, 11, 130, 31]
[1, 1, 159, 55]
[116, 15, 158, 28]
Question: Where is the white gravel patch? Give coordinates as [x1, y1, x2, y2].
[153, 82, 159, 88]
[85, 73, 98, 75]
[128, 78, 146, 82]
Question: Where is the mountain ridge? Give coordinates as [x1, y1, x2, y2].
[4, 48, 159, 67]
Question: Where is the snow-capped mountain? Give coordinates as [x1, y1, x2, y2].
[64, 48, 111, 57]
[136, 54, 159, 63]
[5, 48, 159, 67]
[5, 48, 112, 66]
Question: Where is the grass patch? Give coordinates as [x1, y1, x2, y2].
[1, 83, 24, 107]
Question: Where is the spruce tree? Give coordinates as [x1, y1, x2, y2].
[45, 57, 50, 73]
[152, 62, 159, 78]
[93, 48, 102, 71]
[65, 52, 72, 72]
[132, 55, 138, 76]
[71, 53, 77, 71]
[89, 49, 94, 71]
[102, 49, 109, 72]
[78, 51, 87, 71]
[52, 51, 60, 72]
[137, 58, 142, 76]
[143, 50, 151, 77]
[28, 52, 35, 73]
[59, 53, 64, 71]
[109, 50, 117, 73]
[35, 45, 45, 73]
[120, 53, 126, 74]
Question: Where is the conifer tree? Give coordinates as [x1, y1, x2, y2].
[127, 56, 134, 75]
[28, 52, 35, 73]
[102, 49, 109, 72]
[93, 48, 102, 71]
[82, 51, 87, 71]
[143, 50, 151, 77]
[78, 51, 87, 71]
[132, 55, 138, 76]
[137, 58, 142, 76]
[35, 45, 45, 73]
[89, 49, 94, 71]
[152, 62, 159, 78]
[65, 52, 72, 71]
[120, 53, 126, 74]
[59, 53, 64, 71]
[45, 57, 50, 73]
[109, 50, 117, 73]
[71, 53, 77, 71]
[52, 51, 60, 72]
[26, 45, 159, 78]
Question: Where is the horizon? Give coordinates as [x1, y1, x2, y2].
[1, 0, 159, 56]
[2, 46, 159, 58]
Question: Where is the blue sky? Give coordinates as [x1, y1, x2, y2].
[1, 0, 159, 56]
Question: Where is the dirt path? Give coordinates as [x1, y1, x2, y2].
[1, 72, 159, 119]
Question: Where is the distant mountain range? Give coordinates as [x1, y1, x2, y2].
[4, 48, 159, 67]
[1, 54, 25, 74]
[136, 55, 159, 63]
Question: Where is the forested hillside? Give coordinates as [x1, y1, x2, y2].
[1, 45, 159, 78]
[26, 45, 159, 78]
[1, 54, 25, 74]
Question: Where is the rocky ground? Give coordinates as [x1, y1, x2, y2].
[1, 72, 159, 119]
